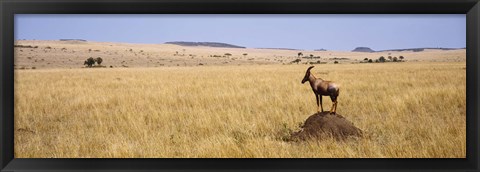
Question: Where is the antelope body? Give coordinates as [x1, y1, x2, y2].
[301, 66, 340, 114]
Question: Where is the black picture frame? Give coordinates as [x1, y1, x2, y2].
[1, 0, 479, 171]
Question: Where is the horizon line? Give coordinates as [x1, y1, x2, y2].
[14, 39, 467, 52]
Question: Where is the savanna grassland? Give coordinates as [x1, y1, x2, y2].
[14, 62, 466, 158]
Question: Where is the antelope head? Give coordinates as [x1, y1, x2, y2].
[301, 66, 315, 84]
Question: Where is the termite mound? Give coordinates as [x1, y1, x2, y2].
[289, 111, 363, 141]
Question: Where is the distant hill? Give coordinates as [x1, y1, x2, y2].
[165, 41, 246, 48]
[352, 47, 375, 52]
[59, 39, 87, 42]
[351, 47, 464, 53]
[376, 47, 465, 52]
[256, 47, 303, 51]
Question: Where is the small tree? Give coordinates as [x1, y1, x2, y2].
[334, 61, 339, 64]
[298, 52, 303, 58]
[224, 53, 232, 58]
[388, 56, 393, 61]
[378, 56, 386, 62]
[364, 58, 369, 61]
[96, 57, 103, 65]
[393, 57, 398, 62]
[84, 57, 95, 67]
[399, 55, 405, 60]
[310, 54, 314, 59]
[243, 53, 248, 58]
[368, 59, 373, 63]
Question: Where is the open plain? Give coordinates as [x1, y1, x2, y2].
[14, 40, 466, 158]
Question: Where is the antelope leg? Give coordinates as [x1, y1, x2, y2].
[333, 101, 338, 114]
[320, 96, 324, 112]
[330, 104, 335, 114]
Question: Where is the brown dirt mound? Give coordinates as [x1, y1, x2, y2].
[290, 111, 363, 141]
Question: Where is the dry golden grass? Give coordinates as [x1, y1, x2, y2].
[14, 62, 465, 158]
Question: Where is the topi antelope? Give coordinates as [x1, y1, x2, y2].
[301, 66, 340, 114]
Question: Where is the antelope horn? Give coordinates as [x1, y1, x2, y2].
[307, 66, 315, 72]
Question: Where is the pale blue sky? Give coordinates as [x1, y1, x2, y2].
[15, 14, 466, 51]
